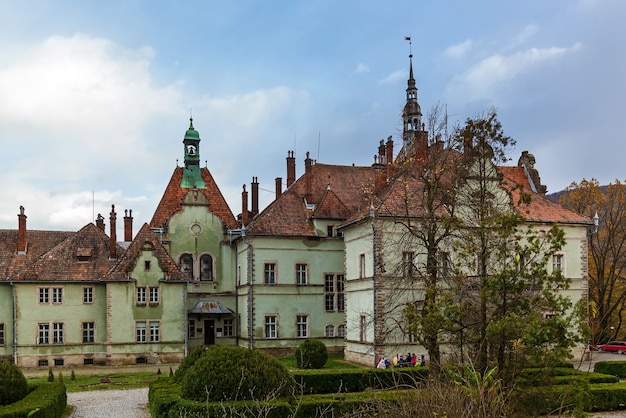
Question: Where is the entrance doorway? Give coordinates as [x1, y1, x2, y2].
[204, 319, 215, 345]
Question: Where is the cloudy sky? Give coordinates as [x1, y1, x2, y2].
[0, 0, 623, 235]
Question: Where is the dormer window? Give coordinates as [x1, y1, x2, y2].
[76, 247, 92, 262]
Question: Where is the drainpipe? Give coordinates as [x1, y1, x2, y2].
[11, 281, 17, 365]
[183, 282, 188, 357]
[248, 240, 254, 349]
[370, 203, 377, 367]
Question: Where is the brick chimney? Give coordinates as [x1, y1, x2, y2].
[124, 209, 133, 242]
[109, 205, 117, 260]
[378, 139, 386, 164]
[96, 214, 105, 232]
[275, 177, 282, 199]
[251, 177, 259, 216]
[415, 131, 429, 167]
[17, 206, 27, 254]
[386, 136, 394, 178]
[241, 184, 249, 226]
[286, 150, 296, 188]
[304, 152, 313, 203]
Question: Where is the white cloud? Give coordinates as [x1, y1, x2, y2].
[445, 39, 473, 58]
[379, 69, 405, 84]
[354, 63, 369, 73]
[445, 42, 582, 102]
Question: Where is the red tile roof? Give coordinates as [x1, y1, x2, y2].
[16, 223, 121, 281]
[246, 163, 376, 236]
[107, 223, 187, 281]
[0, 229, 74, 280]
[150, 167, 238, 230]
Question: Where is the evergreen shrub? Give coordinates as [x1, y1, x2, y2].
[594, 361, 626, 378]
[180, 346, 293, 402]
[173, 346, 205, 382]
[294, 339, 328, 369]
[0, 360, 28, 406]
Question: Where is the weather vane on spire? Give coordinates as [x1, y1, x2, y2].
[405, 36, 412, 57]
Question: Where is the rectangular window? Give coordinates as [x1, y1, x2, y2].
[136, 321, 147, 343]
[83, 287, 94, 304]
[136, 287, 146, 304]
[438, 251, 450, 277]
[0, 323, 4, 345]
[188, 320, 195, 338]
[149, 287, 160, 304]
[53, 322, 64, 344]
[38, 323, 49, 345]
[149, 321, 160, 342]
[223, 319, 234, 337]
[325, 274, 345, 312]
[296, 263, 308, 285]
[296, 315, 309, 338]
[264, 263, 276, 284]
[264, 316, 277, 339]
[402, 251, 415, 276]
[82, 322, 95, 344]
[144, 260, 151, 270]
[553, 254, 564, 272]
[359, 254, 366, 278]
[52, 287, 63, 304]
[39, 288, 49, 304]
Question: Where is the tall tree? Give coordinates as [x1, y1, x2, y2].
[561, 179, 626, 344]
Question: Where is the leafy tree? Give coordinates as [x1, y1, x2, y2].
[0, 360, 28, 406]
[448, 111, 579, 386]
[560, 179, 626, 344]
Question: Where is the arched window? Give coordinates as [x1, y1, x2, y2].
[180, 254, 193, 278]
[200, 254, 214, 281]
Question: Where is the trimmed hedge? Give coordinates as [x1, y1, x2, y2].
[517, 367, 619, 386]
[0, 383, 66, 418]
[294, 339, 328, 369]
[0, 361, 28, 406]
[595, 361, 626, 377]
[292, 367, 428, 394]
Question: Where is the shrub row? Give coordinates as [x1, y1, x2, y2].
[291, 367, 429, 394]
[594, 361, 626, 377]
[517, 367, 619, 387]
[0, 383, 66, 418]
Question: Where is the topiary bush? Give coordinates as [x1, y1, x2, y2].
[173, 346, 205, 382]
[295, 339, 328, 369]
[0, 360, 29, 406]
[180, 346, 293, 402]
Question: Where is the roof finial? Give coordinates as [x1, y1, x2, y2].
[405, 36, 412, 57]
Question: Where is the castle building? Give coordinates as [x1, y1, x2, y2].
[0, 56, 591, 367]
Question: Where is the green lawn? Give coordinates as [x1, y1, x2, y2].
[26, 370, 166, 393]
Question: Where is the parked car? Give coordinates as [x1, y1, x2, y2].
[597, 341, 626, 354]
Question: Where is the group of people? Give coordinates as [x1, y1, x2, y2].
[377, 353, 425, 369]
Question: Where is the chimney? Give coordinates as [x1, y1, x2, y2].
[386, 136, 394, 174]
[275, 177, 282, 199]
[96, 214, 105, 232]
[415, 131, 429, 167]
[17, 206, 27, 254]
[304, 152, 313, 203]
[241, 184, 249, 226]
[124, 209, 133, 242]
[109, 205, 117, 260]
[251, 177, 259, 216]
[378, 140, 386, 164]
[286, 150, 296, 188]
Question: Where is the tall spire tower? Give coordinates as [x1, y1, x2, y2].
[181, 118, 206, 188]
[402, 37, 423, 152]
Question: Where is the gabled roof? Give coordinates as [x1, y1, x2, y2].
[499, 166, 591, 225]
[150, 167, 238, 230]
[16, 223, 120, 282]
[0, 229, 74, 280]
[245, 163, 376, 236]
[312, 187, 352, 219]
[107, 223, 187, 281]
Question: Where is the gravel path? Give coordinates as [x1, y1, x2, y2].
[68, 388, 150, 418]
